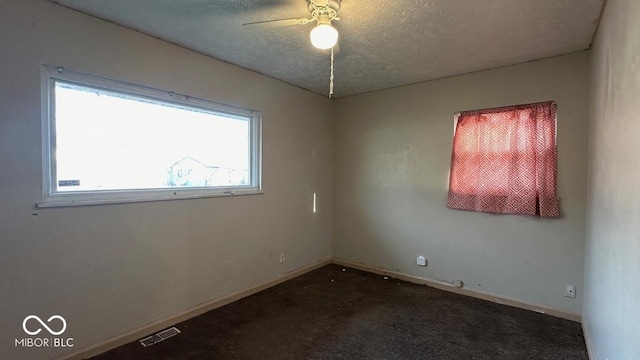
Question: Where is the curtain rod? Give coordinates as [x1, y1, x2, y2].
[453, 100, 557, 116]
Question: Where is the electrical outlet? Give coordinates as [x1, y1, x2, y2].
[565, 284, 576, 298]
[453, 279, 464, 288]
[279, 253, 285, 264]
[416, 256, 427, 267]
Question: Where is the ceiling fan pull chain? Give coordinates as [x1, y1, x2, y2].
[329, 46, 334, 98]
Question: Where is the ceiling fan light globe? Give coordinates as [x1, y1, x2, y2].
[310, 24, 338, 50]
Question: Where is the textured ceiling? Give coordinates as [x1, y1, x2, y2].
[50, 0, 604, 97]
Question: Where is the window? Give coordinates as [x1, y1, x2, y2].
[447, 101, 559, 218]
[39, 66, 261, 207]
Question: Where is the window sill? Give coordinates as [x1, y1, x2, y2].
[36, 190, 264, 208]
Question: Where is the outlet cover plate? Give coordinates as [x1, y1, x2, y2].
[565, 284, 576, 298]
[416, 256, 427, 267]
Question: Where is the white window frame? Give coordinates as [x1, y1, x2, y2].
[38, 65, 262, 208]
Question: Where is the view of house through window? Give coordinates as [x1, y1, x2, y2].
[41, 68, 261, 206]
[55, 83, 250, 192]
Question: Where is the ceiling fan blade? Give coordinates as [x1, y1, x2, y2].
[242, 17, 312, 29]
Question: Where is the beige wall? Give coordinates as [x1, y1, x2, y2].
[0, 1, 332, 359]
[584, 0, 640, 358]
[333, 52, 590, 315]
[0, 1, 604, 359]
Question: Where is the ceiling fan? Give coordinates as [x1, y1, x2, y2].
[243, 0, 342, 51]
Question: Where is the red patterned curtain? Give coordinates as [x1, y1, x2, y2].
[447, 101, 559, 218]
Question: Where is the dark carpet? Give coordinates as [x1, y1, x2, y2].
[91, 264, 588, 360]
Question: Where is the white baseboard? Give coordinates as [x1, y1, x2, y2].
[582, 318, 595, 359]
[332, 258, 582, 323]
[60, 256, 582, 360]
[59, 257, 331, 360]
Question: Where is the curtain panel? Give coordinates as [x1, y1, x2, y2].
[447, 101, 559, 218]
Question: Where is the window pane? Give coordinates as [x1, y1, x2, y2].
[54, 82, 251, 192]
